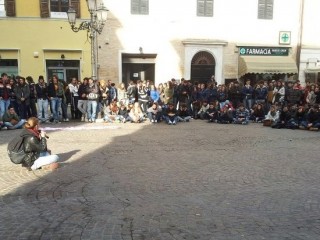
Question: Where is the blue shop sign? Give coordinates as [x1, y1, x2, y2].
[239, 47, 289, 56]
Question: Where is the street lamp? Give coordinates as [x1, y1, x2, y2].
[67, 0, 108, 80]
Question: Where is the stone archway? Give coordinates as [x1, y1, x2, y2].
[191, 51, 215, 83]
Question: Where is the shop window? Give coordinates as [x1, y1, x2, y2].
[0, 59, 18, 76]
[0, 0, 16, 17]
[131, 0, 149, 15]
[305, 73, 318, 84]
[258, 0, 273, 20]
[40, 0, 80, 18]
[197, 0, 213, 17]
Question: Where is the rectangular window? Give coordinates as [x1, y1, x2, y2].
[258, 0, 273, 19]
[0, 0, 16, 17]
[197, 0, 213, 17]
[50, 0, 68, 18]
[50, 0, 69, 12]
[0, 59, 18, 76]
[0, 0, 5, 17]
[131, 0, 149, 15]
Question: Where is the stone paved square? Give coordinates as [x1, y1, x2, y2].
[0, 121, 320, 240]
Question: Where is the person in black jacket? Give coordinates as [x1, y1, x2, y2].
[35, 75, 50, 123]
[77, 78, 88, 121]
[86, 78, 100, 123]
[271, 106, 291, 129]
[47, 75, 65, 123]
[163, 103, 178, 125]
[8, 117, 59, 170]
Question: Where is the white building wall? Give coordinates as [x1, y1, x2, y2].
[298, 0, 320, 83]
[100, 0, 304, 84]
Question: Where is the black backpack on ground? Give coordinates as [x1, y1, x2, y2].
[7, 136, 25, 164]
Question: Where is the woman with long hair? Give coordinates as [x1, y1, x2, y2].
[9, 117, 59, 170]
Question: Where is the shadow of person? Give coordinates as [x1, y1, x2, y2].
[56, 150, 81, 162]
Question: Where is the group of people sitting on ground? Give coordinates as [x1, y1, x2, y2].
[1, 72, 320, 131]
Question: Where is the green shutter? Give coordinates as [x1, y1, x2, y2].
[197, 0, 213, 17]
[205, 0, 213, 17]
[40, 0, 50, 18]
[197, 0, 205, 16]
[5, 0, 15, 17]
[131, 0, 148, 15]
[71, 0, 80, 18]
[258, 0, 273, 19]
[265, 0, 273, 19]
[131, 0, 139, 14]
[140, 0, 148, 15]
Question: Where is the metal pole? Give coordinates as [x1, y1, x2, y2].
[90, 10, 97, 80]
[296, 0, 305, 75]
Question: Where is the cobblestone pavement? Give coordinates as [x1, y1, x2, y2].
[0, 121, 320, 240]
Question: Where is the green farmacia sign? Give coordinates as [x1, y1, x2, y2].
[239, 47, 289, 56]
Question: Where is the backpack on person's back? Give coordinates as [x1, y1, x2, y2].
[7, 135, 25, 164]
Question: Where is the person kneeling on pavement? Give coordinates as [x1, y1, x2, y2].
[7, 117, 59, 170]
[1, 105, 26, 130]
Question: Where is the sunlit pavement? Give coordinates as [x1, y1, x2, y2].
[0, 121, 320, 240]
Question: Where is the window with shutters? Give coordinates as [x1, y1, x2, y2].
[197, 0, 213, 17]
[258, 0, 273, 19]
[51, 0, 69, 12]
[40, 0, 80, 19]
[0, 0, 16, 17]
[0, 0, 5, 17]
[131, 0, 149, 15]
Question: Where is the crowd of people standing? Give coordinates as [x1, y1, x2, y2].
[1, 72, 320, 131]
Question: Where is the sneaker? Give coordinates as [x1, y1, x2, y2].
[154, 120, 157, 123]
[89, 119, 93, 123]
[2, 126, 7, 130]
[151, 119, 154, 123]
[81, 116, 85, 122]
[168, 121, 172, 125]
[309, 127, 319, 131]
[64, 118, 70, 122]
[173, 121, 176, 125]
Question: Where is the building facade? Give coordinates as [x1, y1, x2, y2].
[99, 0, 303, 85]
[0, 0, 92, 82]
[0, 0, 319, 86]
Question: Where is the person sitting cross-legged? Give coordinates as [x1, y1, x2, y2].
[233, 104, 250, 125]
[271, 105, 292, 129]
[147, 102, 162, 123]
[249, 103, 265, 123]
[197, 101, 209, 120]
[164, 103, 178, 125]
[129, 102, 144, 123]
[300, 105, 320, 131]
[177, 104, 191, 122]
[206, 102, 219, 123]
[2, 105, 26, 130]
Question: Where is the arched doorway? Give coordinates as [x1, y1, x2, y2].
[191, 51, 215, 83]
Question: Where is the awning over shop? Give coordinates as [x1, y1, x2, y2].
[305, 66, 320, 73]
[239, 56, 298, 76]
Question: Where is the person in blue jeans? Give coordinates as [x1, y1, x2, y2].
[147, 102, 162, 123]
[48, 75, 65, 123]
[163, 103, 178, 125]
[86, 78, 100, 123]
[2, 105, 26, 129]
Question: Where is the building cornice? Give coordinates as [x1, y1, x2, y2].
[182, 39, 228, 46]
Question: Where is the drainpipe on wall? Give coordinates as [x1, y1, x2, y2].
[296, 0, 305, 76]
